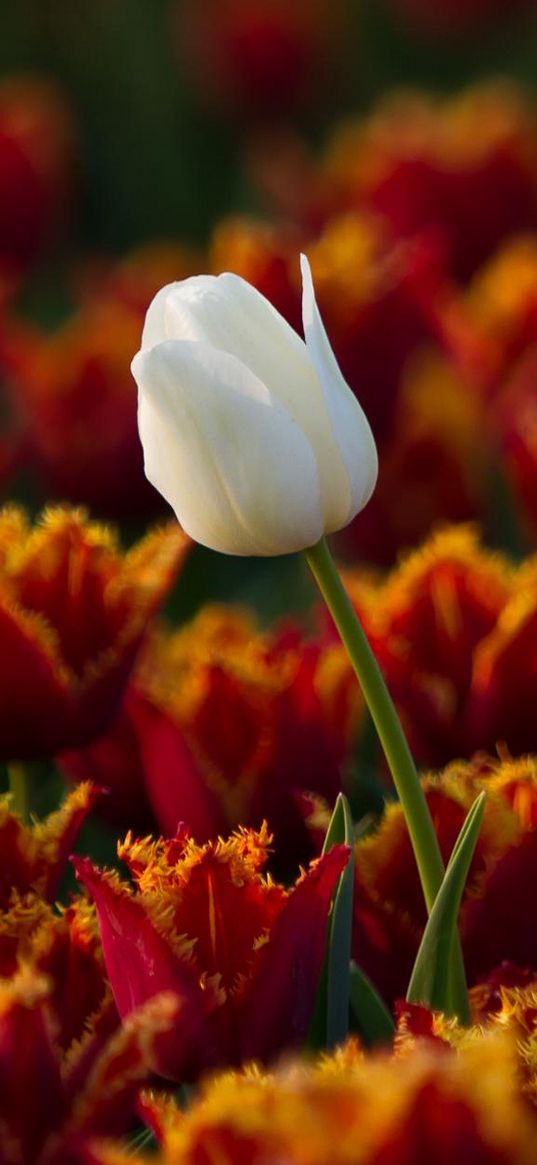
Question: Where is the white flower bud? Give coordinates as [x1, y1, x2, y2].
[132, 256, 377, 556]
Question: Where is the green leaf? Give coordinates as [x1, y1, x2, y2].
[325, 794, 355, 1049]
[406, 791, 486, 1023]
[321, 791, 352, 857]
[349, 961, 395, 1046]
[306, 793, 354, 1051]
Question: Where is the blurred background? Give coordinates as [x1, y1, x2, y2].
[3, 0, 537, 597]
[2, 1, 537, 591]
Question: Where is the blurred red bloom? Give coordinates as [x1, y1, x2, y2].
[0, 780, 98, 910]
[14, 300, 162, 518]
[75, 825, 348, 1081]
[89, 1031, 537, 1165]
[323, 84, 537, 281]
[175, 0, 345, 120]
[0, 506, 189, 759]
[0, 75, 76, 278]
[61, 606, 355, 874]
[341, 526, 527, 764]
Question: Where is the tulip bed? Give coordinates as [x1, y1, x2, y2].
[5, 4, 537, 1164]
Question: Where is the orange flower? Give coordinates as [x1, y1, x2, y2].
[0, 781, 113, 1052]
[75, 825, 349, 1081]
[323, 83, 537, 281]
[0, 505, 189, 759]
[90, 1032, 537, 1164]
[352, 755, 537, 1007]
[0, 780, 99, 910]
[342, 526, 513, 762]
[61, 606, 356, 874]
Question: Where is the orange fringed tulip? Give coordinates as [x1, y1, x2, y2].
[323, 84, 537, 282]
[88, 1033, 537, 1165]
[61, 606, 357, 874]
[352, 755, 537, 1008]
[339, 525, 535, 764]
[0, 780, 99, 909]
[15, 302, 161, 518]
[75, 826, 349, 1081]
[0, 506, 189, 759]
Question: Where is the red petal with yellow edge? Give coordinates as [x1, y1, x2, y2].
[34, 781, 101, 901]
[64, 993, 181, 1143]
[32, 898, 110, 1050]
[0, 969, 65, 1163]
[74, 858, 223, 1080]
[0, 781, 100, 907]
[154, 843, 286, 995]
[239, 844, 349, 1061]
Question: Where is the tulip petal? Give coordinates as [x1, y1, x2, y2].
[239, 844, 350, 1061]
[133, 340, 324, 555]
[300, 254, 378, 526]
[140, 273, 355, 531]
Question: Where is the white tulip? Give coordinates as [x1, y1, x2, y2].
[131, 255, 378, 556]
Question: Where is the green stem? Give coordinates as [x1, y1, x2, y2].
[306, 537, 443, 910]
[305, 538, 469, 1021]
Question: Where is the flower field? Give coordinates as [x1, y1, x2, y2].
[3, 3, 537, 1162]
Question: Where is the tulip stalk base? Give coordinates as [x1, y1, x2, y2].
[304, 537, 469, 1018]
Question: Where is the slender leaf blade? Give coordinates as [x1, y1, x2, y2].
[326, 794, 354, 1048]
[306, 793, 353, 1050]
[406, 792, 486, 1022]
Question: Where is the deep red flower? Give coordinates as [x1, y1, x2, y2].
[324, 84, 537, 281]
[0, 506, 189, 759]
[0, 75, 76, 277]
[14, 300, 163, 518]
[174, 0, 345, 120]
[75, 826, 349, 1081]
[352, 756, 537, 1008]
[61, 607, 353, 875]
[0, 780, 98, 910]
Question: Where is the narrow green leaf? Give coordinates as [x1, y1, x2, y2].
[325, 795, 354, 1048]
[349, 961, 395, 1046]
[406, 792, 486, 1023]
[306, 793, 354, 1051]
[321, 791, 350, 856]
